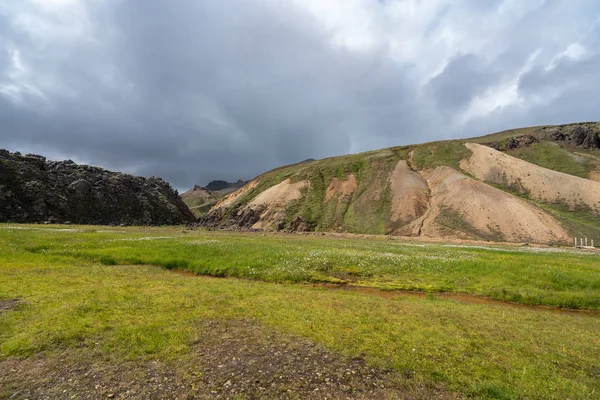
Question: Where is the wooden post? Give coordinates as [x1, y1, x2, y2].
[574, 237, 577, 247]
[586, 237, 588, 247]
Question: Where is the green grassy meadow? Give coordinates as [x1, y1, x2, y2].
[1, 225, 599, 399]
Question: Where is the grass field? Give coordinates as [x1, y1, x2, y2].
[1, 225, 599, 399]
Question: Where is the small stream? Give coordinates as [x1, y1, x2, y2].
[314, 284, 600, 318]
[169, 269, 599, 318]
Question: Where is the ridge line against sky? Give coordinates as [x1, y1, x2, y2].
[1, 0, 599, 189]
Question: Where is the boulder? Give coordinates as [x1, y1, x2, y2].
[570, 126, 599, 149]
[288, 216, 310, 232]
[505, 134, 539, 150]
[545, 124, 600, 150]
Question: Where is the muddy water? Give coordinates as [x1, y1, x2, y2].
[314, 284, 600, 318]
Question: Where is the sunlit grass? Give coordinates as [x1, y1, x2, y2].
[2, 224, 598, 309]
[1, 224, 599, 399]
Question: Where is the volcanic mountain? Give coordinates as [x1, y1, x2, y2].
[201, 122, 600, 245]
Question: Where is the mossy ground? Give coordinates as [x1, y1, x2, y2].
[411, 141, 472, 170]
[506, 141, 599, 178]
[1, 225, 599, 399]
[229, 150, 400, 234]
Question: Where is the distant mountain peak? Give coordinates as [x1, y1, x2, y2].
[205, 179, 248, 192]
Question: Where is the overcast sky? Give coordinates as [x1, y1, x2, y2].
[1, 0, 599, 190]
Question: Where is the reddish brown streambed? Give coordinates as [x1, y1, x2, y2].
[314, 284, 600, 318]
[168, 268, 599, 318]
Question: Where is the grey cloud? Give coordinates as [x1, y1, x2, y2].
[518, 54, 600, 122]
[425, 54, 497, 113]
[1, 0, 599, 190]
[519, 54, 600, 95]
[461, 52, 600, 137]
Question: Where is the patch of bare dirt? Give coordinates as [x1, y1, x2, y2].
[214, 180, 259, 209]
[589, 170, 600, 182]
[460, 143, 600, 213]
[248, 179, 309, 230]
[0, 353, 184, 400]
[248, 179, 308, 209]
[0, 319, 458, 400]
[192, 320, 455, 399]
[325, 174, 357, 203]
[389, 161, 430, 231]
[407, 166, 570, 243]
[0, 299, 19, 313]
[205, 179, 310, 231]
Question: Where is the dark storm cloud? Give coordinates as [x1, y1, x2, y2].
[426, 54, 498, 113]
[1, 0, 599, 189]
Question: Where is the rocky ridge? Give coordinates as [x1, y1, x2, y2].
[487, 123, 599, 151]
[0, 149, 194, 225]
